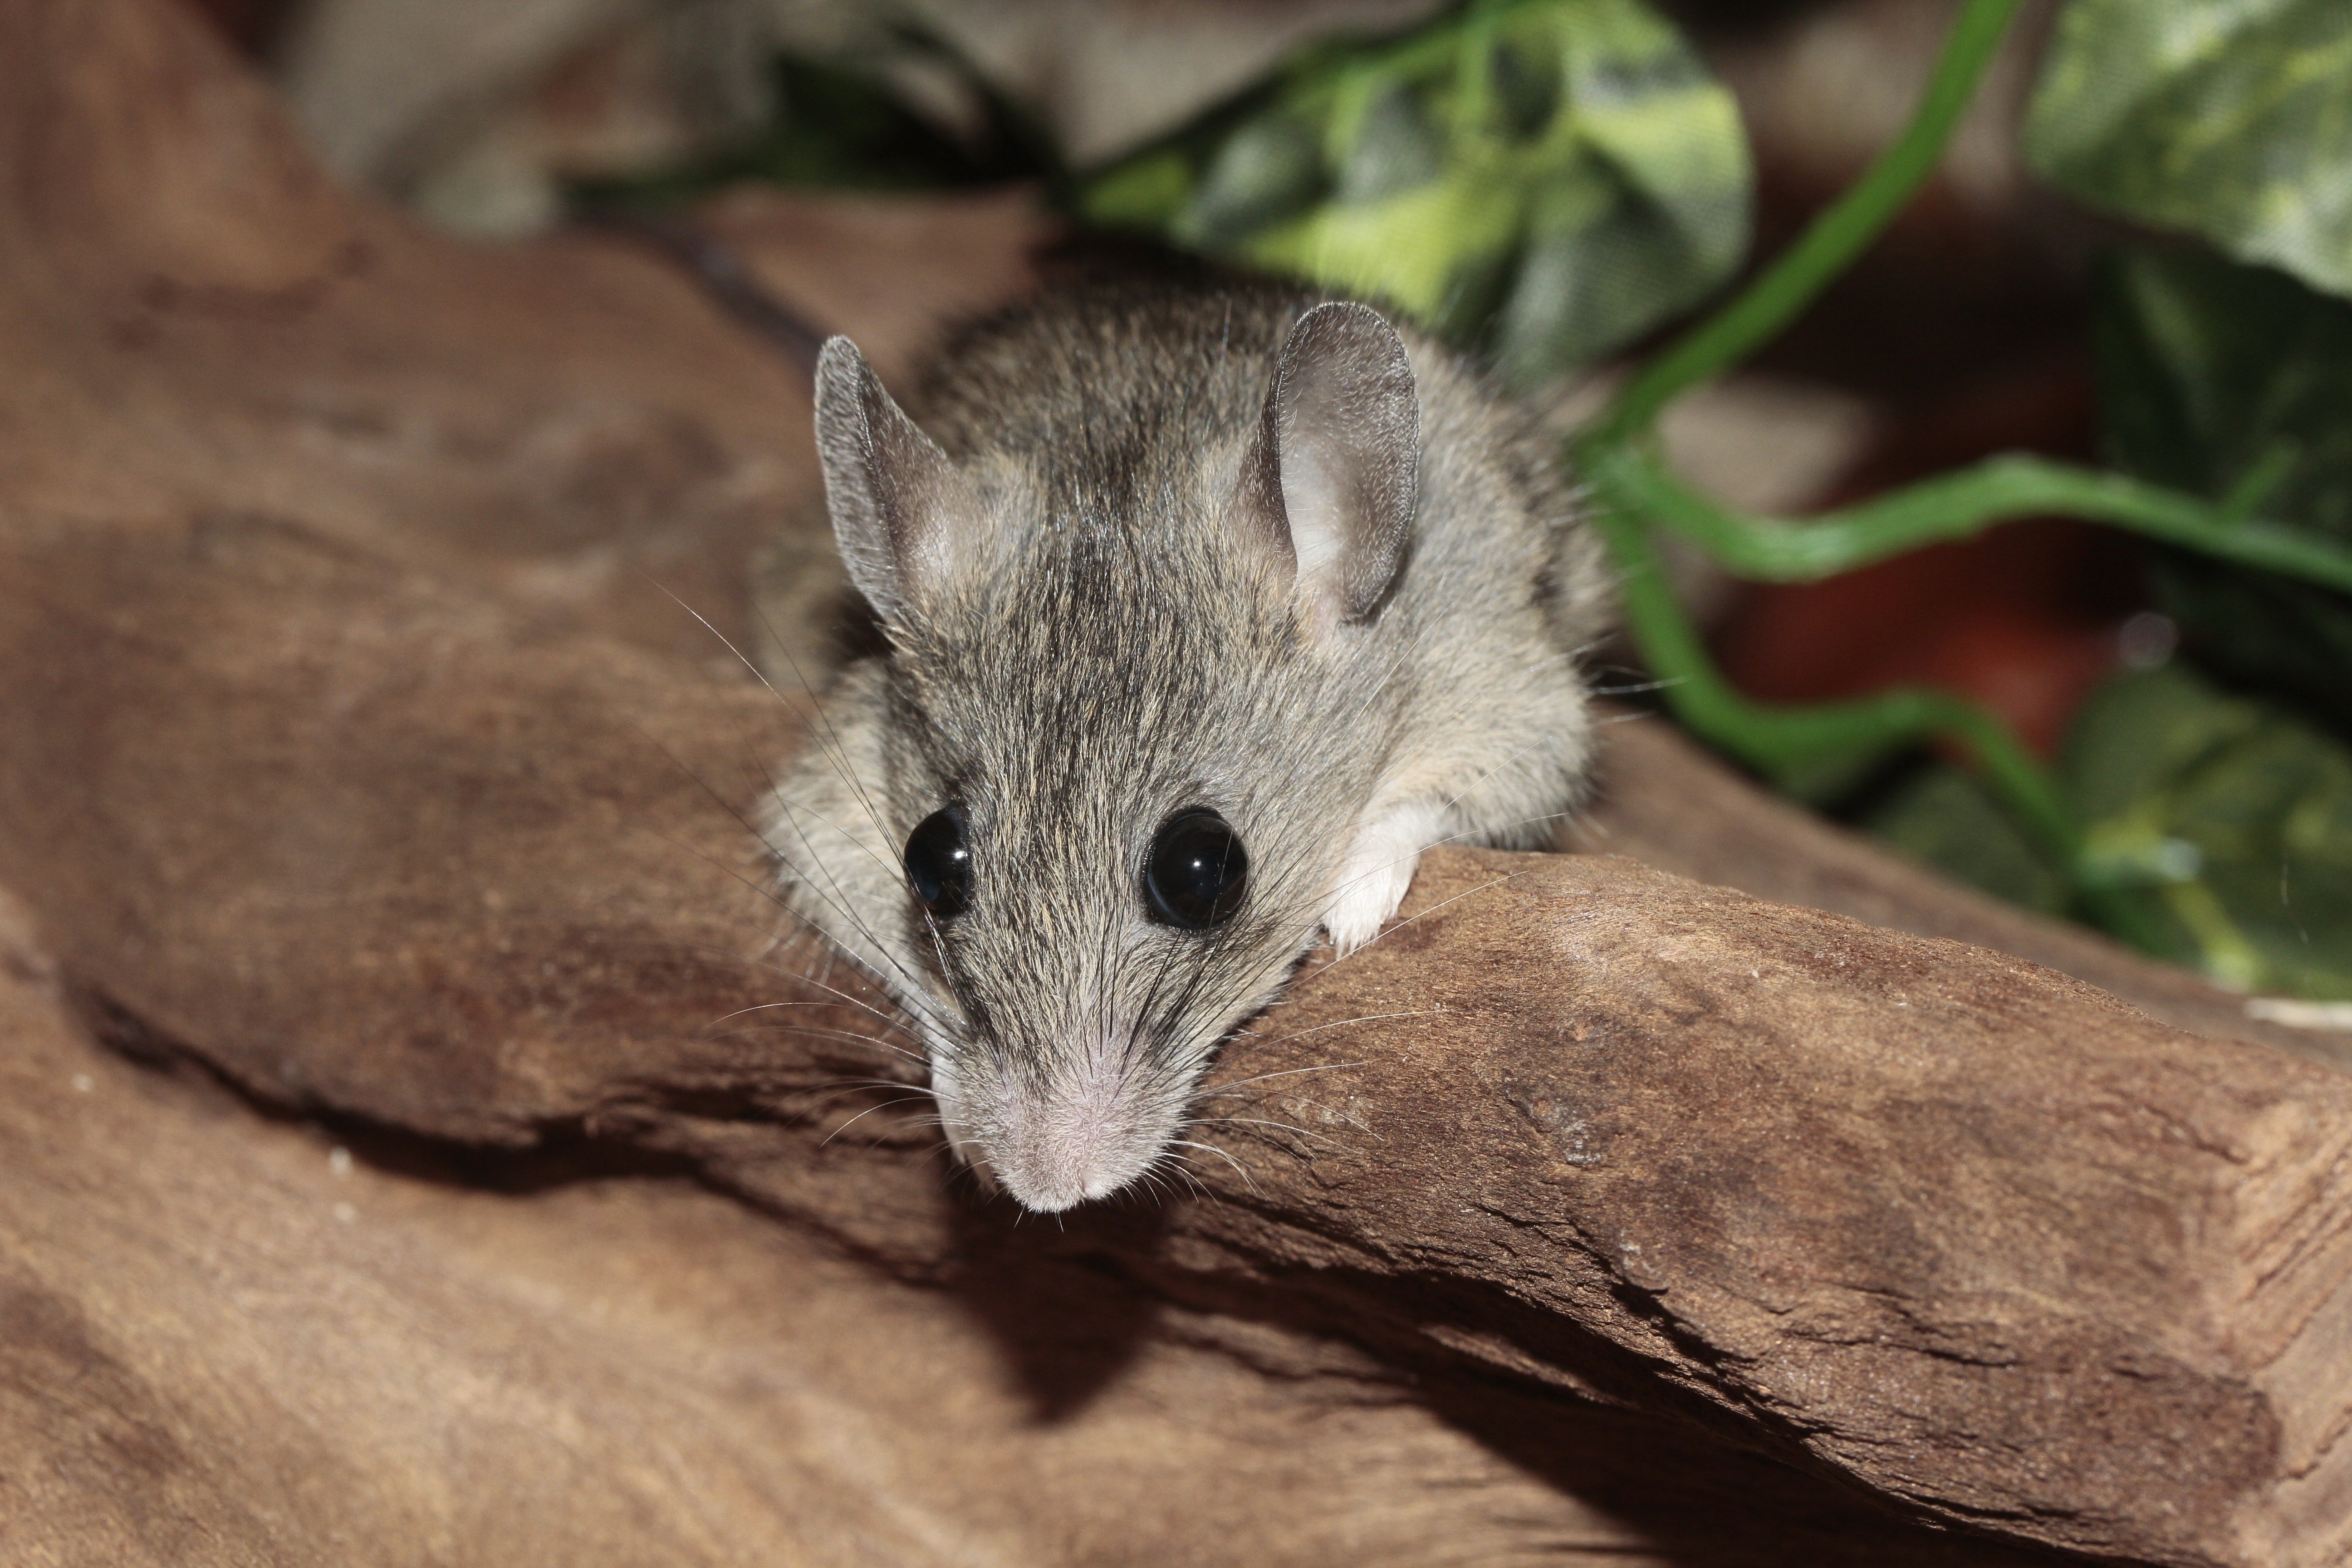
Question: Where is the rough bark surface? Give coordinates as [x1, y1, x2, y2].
[2, 3, 2349, 1565]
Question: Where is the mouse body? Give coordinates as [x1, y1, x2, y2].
[764, 279, 1609, 1212]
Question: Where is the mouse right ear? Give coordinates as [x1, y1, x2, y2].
[1228, 302, 1421, 638]
[813, 336, 985, 622]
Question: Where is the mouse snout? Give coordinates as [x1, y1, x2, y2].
[970, 1024, 1175, 1212]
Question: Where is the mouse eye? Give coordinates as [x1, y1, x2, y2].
[1144, 808, 1248, 931]
[904, 806, 972, 919]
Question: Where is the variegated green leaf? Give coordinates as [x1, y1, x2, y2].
[2097, 244, 2352, 735]
[2024, 0, 2352, 300]
[1870, 665, 2352, 1001]
[1078, 0, 1752, 384]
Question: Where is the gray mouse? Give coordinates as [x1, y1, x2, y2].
[762, 279, 1610, 1212]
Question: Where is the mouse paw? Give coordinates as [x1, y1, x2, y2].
[1322, 800, 1446, 956]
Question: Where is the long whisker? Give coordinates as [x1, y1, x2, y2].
[673, 936, 939, 1034]
[1189, 1115, 1354, 1151]
[737, 583, 926, 909]
[1167, 1160, 1213, 1202]
[701, 1023, 927, 1065]
[818, 1093, 941, 1147]
[1166, 1138, 1254, 1192]
[1247, 1009, 1443, 1048]
[1195, 1060, 1367, 1094]
[637, 577, 962, 1045]
[754, 719, 910, 891]
[649, 576, 899, 858]
[1303, 872, 1520, 979]
[763, 793, 939, 998]
[703, 997, 916, 1029]
[791, 1081, 940, 1117]
[631, 730, 938, 1007]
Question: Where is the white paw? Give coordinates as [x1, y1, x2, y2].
[1322, 801, 1447, 955]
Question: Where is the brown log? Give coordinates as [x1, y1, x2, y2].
[19, 887, 2067, 1568]
[3, 2, 2350, 1565]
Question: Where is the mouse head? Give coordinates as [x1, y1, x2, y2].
[808, 302, 1419, 1211]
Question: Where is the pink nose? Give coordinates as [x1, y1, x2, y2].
[983, 1046, 1159, 1212]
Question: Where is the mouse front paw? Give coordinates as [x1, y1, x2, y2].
[1321, 800, 1447, 955]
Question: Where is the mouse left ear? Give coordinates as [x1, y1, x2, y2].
[1228, 302, 1420, 635]
[813, 336, 986, 622]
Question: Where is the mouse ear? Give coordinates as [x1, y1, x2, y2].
[813, 336, 985, 622]
[1229, 302, 1420, 634]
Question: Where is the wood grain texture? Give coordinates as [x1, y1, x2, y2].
[1, 2, 2348, 1564]
[14, 892, 1998, 1568]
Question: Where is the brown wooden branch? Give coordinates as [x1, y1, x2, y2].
[2, 3, 2349, 1564]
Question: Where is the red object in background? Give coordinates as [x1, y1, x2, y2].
[1717, 523, 2131, 755]
[1713, 353, 2139, 758]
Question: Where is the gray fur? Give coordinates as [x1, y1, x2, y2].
[762, 280, 1611, 1213]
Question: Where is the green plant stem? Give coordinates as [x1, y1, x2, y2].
[1592, 505, 2168, 946]
[1593, 0, 2025, 443]
[1594, 505, 2069, 838]
[1558, 0, 2214, 958]
[1585, 442, 2352, 593]
[1570, 0, 2057, 860]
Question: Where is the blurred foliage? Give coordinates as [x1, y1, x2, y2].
[1076, 0, 1751, 385]
[2096, 245, 2352, 739]
[569, 0, 1754, 387]
[568, 49, 1048, 212]
[1866, 762, 2069, 916]
[1857, 0, 2352, 1004]
[1871, 665, 2352, 1000]
[1870, 239, 2352, 1000]
[552, 0, 2352, 1001]
[2024, 0, 2352, 302]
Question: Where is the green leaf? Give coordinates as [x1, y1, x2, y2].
[2067, 666, 2352, 1000]
[1073, 0, 1752, 385]
[2024, 0, 2352, 301]
[1868, 665, 2352, 1000]
[2095, 245, 2352, 733]
[1865, 764, 2072, 916]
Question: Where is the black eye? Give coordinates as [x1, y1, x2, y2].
[1144, 808, 1248, 931]
[904, 807, 972, 920]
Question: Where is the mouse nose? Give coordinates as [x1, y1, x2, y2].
[983, 1035, 1165, 1212]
